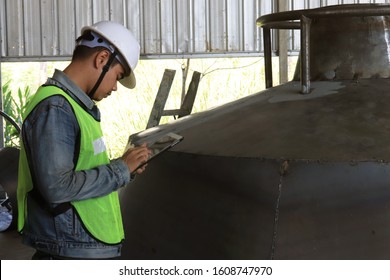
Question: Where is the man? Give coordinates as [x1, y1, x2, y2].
[17, 21, 151, 259]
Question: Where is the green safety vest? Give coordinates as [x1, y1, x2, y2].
[17, 85, 124, 244]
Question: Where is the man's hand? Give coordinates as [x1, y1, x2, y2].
[121, 143, 151, 174]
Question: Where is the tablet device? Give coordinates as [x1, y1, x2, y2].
[133, 132, 183, 172]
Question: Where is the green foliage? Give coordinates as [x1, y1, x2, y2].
[1, 80, 33, 148]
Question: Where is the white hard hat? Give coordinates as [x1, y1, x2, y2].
[79, 21, 140, 89]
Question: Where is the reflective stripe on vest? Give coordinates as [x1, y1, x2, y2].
[17, 86, 124, 244]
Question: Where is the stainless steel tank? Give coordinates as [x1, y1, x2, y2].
[119, 4, 390, 259]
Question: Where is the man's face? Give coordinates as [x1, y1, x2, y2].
[92, 63, 125, 101]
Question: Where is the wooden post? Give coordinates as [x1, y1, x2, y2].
[146, 69, 176, 129]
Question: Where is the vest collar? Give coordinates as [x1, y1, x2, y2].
[45, 69, 101, 121]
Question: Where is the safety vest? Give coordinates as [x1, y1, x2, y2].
[17, 85, 124, 244]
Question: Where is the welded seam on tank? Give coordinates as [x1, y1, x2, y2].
[270, 175, 283, 260]
[382, 17, 390, 63]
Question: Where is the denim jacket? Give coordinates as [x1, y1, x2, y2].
[20, 69, 131, 259]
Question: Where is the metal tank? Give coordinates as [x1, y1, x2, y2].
[119, 4, 390, 260]
[0, 111, 20, 232]
[0, 147, 19, 231]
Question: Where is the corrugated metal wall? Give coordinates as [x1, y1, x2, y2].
[1, 0, 390, 60]
[1, 0, 390, 61]
[285, 0, 390, 51]
[0, 0, 272, 61]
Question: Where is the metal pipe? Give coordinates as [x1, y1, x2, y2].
[264, 22, 300, 30]
[0, 110, 21, 134]
[257, 4, 390, 28]
[263, 27, 273, 88]
[301, 15, 311, 94]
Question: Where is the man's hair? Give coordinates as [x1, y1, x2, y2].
[72, 30, 120, 67]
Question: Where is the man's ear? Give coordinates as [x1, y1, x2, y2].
[94, 50, 110, 69]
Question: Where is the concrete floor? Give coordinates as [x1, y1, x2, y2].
[0, 206, 34, 260]
[0, 230, 34, 260]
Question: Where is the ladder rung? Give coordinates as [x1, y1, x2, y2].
[162, 109, 189, 116]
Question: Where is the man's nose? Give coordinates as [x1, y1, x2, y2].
[112, 81, 118, 91]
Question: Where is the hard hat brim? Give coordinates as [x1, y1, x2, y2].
[120, 71, 136, 89]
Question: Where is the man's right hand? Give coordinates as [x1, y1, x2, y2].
[121, 143, 151, 174]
